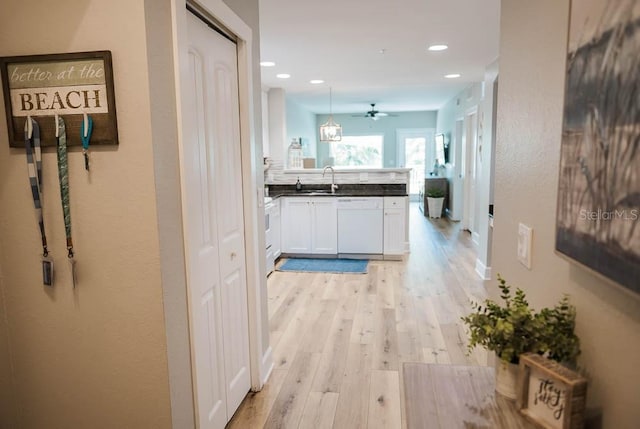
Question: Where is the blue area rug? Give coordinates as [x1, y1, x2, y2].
[277, 258, 368, 274]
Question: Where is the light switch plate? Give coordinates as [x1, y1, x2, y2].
[517, 223, 533, 269]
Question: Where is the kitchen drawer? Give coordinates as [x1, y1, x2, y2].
[384, 196, 406, 209]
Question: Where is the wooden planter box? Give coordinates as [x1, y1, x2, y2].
[517, 353, 587, 429]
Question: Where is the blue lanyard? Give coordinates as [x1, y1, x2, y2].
[81, 115, 93, 170]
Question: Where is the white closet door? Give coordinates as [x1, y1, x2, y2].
[207, 25, 251, 420]
[184, 11, 250, 429]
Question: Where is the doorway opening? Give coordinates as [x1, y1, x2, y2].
[397, 128, 434, 201]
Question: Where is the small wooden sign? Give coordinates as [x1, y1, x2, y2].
[0, 51, 118, 147]
[517, 353, 587, 429]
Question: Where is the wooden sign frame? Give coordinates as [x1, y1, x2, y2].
[0, 50, 118, 148]
[517, 353, 587, 429]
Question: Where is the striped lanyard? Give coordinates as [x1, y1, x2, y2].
[24, 117, 49, 257]
[55, 116, 74, 259]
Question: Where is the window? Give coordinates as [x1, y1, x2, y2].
[329, 135, 383, 168]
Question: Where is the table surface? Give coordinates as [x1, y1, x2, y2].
[403, 363, 538, 429]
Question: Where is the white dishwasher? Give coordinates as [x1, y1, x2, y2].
[337, 197, 383, 254]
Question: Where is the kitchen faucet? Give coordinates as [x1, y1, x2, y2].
[322, 166, 339, 194]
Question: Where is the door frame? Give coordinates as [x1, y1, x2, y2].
[462, 106, 478, 237]
[171, 0, 272, 412]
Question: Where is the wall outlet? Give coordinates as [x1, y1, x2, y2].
[390, 172, 396, 180]
[359, 172, 368, 182]
[517, 223, 533, 269]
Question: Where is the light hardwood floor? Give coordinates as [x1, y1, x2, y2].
[228, 203, 490, 429]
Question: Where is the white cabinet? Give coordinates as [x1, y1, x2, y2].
[282, 198, 313, 253]
[383, 197, 407, 257]
[281, 197, 337, 254]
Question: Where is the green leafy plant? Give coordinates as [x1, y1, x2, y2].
[461, 275, 581, 366]
[426, 188, 445, 198]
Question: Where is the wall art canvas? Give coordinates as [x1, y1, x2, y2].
[556, 0, 640, 294]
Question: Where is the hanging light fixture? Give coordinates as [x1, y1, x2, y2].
[319, 87, 342, 142]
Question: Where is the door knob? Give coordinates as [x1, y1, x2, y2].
[231, 252, 237, 259]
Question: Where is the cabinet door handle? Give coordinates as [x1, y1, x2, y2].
[230, 252, 237, 260]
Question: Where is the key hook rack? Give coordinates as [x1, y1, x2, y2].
[0, 50, 119, 148]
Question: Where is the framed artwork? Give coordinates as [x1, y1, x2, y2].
[0, 50, 118, 147]
[555, 0, 640, 294]
[517, 353, 587, 429]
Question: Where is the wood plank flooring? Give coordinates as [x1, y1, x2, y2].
[403, 363, 538, 429]
[228, 203, 490, 429]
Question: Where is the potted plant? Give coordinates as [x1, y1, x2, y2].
[461, 275, 580, 399]
[426, 188, 445, 218]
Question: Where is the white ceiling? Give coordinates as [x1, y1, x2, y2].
[258, 0, 500, 115]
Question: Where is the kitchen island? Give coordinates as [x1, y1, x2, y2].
[265, 182, 409, 262]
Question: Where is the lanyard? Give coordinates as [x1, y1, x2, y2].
[24, 117, 49, 257]
[55, 116, 74, 259]
[81, 114, 92, 170]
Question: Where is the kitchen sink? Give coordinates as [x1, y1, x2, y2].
[301, 189, 332, 195]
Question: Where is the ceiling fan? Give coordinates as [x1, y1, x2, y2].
[354, 103, 396, 120]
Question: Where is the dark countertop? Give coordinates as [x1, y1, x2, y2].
[267, 183, 407, 198]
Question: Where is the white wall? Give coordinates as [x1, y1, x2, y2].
[495, 1, 640, 427]
[436, 83, 484, 221]
[267, 87, 287, 163]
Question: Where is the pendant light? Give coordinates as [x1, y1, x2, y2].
[319, 87, 342, 142]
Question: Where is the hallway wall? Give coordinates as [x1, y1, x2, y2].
[494, 1, 640, 427]
[0, 1, 172, 427]
[0, 259, 16, 425]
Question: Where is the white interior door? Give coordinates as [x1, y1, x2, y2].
[183, 11, 250, 429]
[210, 27, 251, 417]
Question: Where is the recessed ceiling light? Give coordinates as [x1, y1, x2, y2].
[310, 79, 324, 84]
[260, 61, 275, 67]
[444, 73, 461, 79]
[428, 44, 448, 51]
[276, 73, 291, 79]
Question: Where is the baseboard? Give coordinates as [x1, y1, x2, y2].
[475, 259, 492, 280]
